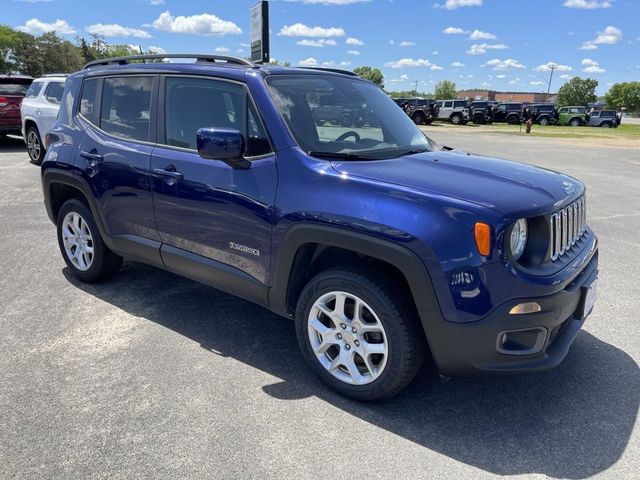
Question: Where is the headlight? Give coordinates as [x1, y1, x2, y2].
[509, 219, 528, 261]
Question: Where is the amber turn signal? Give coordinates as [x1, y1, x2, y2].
[474, 222, 491, 257]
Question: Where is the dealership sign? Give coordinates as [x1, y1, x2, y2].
[250, 1, 270, 64]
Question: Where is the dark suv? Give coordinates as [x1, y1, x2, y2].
[530, 103, 558, 126]
[493, 102, 524, 124]
[469, 101, 496, 124]
[42, 55, 599, 400]
[0, 75, 33, 139]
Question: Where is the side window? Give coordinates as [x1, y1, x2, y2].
[444, 101, 453, 108]
[591, 111, 600, 117]
[100, 76, 152, 142]
[246, 102, 272, 157]
[25, 82, 44, 99]
[454, 101, 467, 108]
[79, 78, 98, 124]
[165, 76, 244, 150]
[496, 104, 506, 113]
[44, 82, 65, 104]
[559, 108, 567, 114]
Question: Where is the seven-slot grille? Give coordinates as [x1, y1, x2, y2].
[549, 196, 587, 261]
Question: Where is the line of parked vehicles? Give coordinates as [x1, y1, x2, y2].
[393, 97, 622, 129]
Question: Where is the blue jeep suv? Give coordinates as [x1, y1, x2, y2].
[41, 55, 599, 400]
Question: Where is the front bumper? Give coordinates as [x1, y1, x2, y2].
[427, 249, 599, 376]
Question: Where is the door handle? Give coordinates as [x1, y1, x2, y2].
[80, 150, 103, 162]
[152, 168, 184, 180]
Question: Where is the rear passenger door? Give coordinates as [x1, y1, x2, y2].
[76, 75, 162, 262]
[150, 75, 277, 286]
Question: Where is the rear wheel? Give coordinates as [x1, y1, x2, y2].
[57, 199, 122, 283]
[539, 117, 550, 126]
[601, 121, 612, 128]
[506, 115, 519, 125]
[340, 113, 352, 128]
[26, 126, 45, 165]
[412, 112, 425, 125]
[450, 114, 462, 125]
[295, 266, 426, 401]
[569, 118, 581, 127]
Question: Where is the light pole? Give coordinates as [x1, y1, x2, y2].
[546, 65, 556, 102]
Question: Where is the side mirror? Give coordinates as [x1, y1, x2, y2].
[196, 128, 250, 169]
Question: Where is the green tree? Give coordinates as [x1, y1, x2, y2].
[0, 25, 20, 73]
[556, 77, 598, 107]
[353, 66, 384, 88]
[433, 80, 457, 100]
[604, 82, 640, 114]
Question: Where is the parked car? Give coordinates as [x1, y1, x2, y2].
[404, 98, 435, 125]
[42, 54, 598, 401]
[492, 102, 524, 124]
[557, 106, 588, 127]
[311, 94, 364, 127]
[529, 103, 558, 126]
[588, 110, 621, 128]
[21, 74, 68, 164]
[0, 75, 33, 140]
[433, 99, 470, 124]
[469, 100, 496, 124]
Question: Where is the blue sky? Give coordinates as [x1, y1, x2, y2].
[7, 0, 639, 94]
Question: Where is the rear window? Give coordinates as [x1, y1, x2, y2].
[0, 81, 31, 96]
[100, 76, 153, 142]
[45, 82, 65, 104]
[25, 82, 45, 99]
[79, 79, 99, 123]
[454, 101, 468, 108]
[602, 111, 615, 117]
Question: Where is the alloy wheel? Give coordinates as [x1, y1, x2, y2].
[27, 130, 41, 162]
[307, 291, 388, 385]
[61, 211, 94, 271]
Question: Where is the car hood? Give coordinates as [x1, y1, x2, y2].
[331, 151, 584, 217]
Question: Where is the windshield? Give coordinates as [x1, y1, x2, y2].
[266, 74, 430, 159]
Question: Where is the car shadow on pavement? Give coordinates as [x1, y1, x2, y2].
[0, 135, 26, 154]
[64, 262, 639, 479]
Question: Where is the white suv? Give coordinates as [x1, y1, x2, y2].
[21, 74, 67, 164]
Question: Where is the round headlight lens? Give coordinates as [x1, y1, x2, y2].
[509, 219, 528, 261]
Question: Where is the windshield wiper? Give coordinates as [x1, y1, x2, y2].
[308, 151, 375, 160]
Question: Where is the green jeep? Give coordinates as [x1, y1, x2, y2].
[557, 106, 588, 127]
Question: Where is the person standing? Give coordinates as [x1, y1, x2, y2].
[523, 106, 533, 134]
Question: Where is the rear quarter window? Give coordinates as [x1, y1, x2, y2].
[25, 82, 45, 99]
[79, 78, 99, 124]
[45, 82, 66, 104]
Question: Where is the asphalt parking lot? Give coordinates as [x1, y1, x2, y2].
[1, 131, 638, 479]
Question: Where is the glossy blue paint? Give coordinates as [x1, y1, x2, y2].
[41, 62, 597, 329]
[196, 128, 245, 161]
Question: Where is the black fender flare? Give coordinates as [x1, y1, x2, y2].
[268, 223, 444, 338]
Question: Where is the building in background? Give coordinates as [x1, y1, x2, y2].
[458, 90, 557, 103]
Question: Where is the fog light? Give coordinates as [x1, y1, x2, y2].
[509, 302, 542, 315]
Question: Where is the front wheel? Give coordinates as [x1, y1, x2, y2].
[412, 112, 425, 125]
[57, 199, 122, 283]
[26, 126, 45, 165]
[295, 267, 427, 401]
[569, 119, 581, 127]
[450, 114, 462, 125]
[539, 117, 550, 126]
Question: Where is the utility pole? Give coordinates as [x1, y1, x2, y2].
[414, 80, 418, 95]
[546, 65, 556, 102]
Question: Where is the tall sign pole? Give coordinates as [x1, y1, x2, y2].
[250, 1, 270, 64]
[546, 65, 556, 101]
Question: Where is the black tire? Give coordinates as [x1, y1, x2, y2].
[569, 118, 581, 127]
[340, 113, 352, 128]
[424, 119, 433, 125]
[412, 112, 425, 125]
[56, 199, 122, 283]
[474, 115, 484, 125]
[506, 115, 519, 125]
[450, 114, 462, 125]
[539, 117, 550, 126]
[295, 266, 427, 401]
[601, 122, 612, 128]
[26, 125, 45, 165]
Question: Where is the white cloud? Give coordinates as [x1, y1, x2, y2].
[384, 58, 441, 69]
[150, 0, 165, 5]
[400, 74, 410, 81]
[466, 43, 508, 55]
[16, 18, 76, 35]
[530, 81, 545, 86]
[296, 39, 337, 47]
[451, 61, 465, 67]
[279, 23, 345, 37]
[582, 58, 606, 73]
[346, 37, 364, 46]
[339, 61, 351, 66]
[214, 47, 230, 52]
[563, 0, 611, 9]
[435, 0, 483, 10]
[533, 62, 572, 72]
[16, 0, 53, 3]
[432, 50, 439, 55]
[443, 27, 469, 35]
[485, 58, 525, 70]
[147, 45, 167, 54]
[347, 50, 361, 55]
[298, 57, 319, 67]
[496, 74, 506, 78]
[469, 29, 496, 40]
[152, 11, 242, 35]
[431, 65, 444, 71]
[86, 23, 152, 38]
[581, 25, 622, 49]
[560, 74, 571, 79]
[399, 41, 416, 47]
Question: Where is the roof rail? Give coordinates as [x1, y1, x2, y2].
[42, 73, 70, 77]
[298, 67, 358, 77]
[83, 54, 255, 70]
